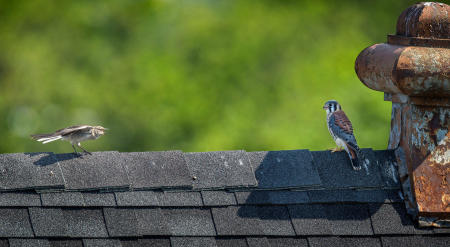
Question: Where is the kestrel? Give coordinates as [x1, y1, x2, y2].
[31, 125, 107, 155]
[323, 100, 364, 170]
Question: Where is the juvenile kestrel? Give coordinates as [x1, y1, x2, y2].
[323, 100, 364, 170]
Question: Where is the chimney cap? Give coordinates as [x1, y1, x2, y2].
[396, 2, 449, 40]
[355, 2, 450, 99]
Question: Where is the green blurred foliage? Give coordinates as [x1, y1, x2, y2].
[0, 0, 417, 153]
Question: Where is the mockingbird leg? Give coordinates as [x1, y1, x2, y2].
[71, 144, 80, 155]
[78, 143, 92, 155]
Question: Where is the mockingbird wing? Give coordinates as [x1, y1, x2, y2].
[53, 125, 92, 136]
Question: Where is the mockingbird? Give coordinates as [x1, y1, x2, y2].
[31, 125, 107, 155]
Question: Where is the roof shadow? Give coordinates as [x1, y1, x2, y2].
[237, 150, 415, 229]
[25, 152, 82, 166]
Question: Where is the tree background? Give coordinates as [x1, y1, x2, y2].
[0, 0, 416, 153]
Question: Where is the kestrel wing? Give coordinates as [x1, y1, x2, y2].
[333, 111, 353, 134]
[328, 111, 358, 147]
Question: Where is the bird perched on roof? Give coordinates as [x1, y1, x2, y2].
[31, 125, 107, 155]
[323, 100, 365, 170]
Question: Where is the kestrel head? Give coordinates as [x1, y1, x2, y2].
[92, 126, 108, 137]
[323, 100, 341, 114]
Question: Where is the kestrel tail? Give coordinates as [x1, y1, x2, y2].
[323, 100, 365, 170]
[31, 125, 107, 155]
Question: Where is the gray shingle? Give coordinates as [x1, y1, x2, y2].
[29, 207, 67, 237]
[49, 240, 83, 247]
[380, 236, 426, 247]
[41, 192, 116, 206]
[290, 204, 373, 236]
[267, 238, 308, 247]
[369, 203, 416, 235]
[376, 203, 436, 234]
[82, 192, 116, 206]
[309, 237, 381, 247]
[288, 204, 333, 235]
[356, 189, 402, 203]
[29, 208, 107, 237]
[0, 153, 64, 190]
[235, 190, 309, 205]
[311, 149, 383, 189]
[64, 208, 108, 237]
[83, 239, 122, 247]
[307, 189, 401, 203]
[135, 208, 170, 235]
[246, 237, 270, 247]
[216, 238, 248, 247]
[115, 191, 160, 206]
[9, 239, 51, 247]
[140, 239, 171, 247]
[123, 151, 192, 189]
[158, 191, 203, 206]
[56, 151, 130, 190]
[163, 208, 216, 236]
[248, 150, 321, 189]
[307, 189, 357, 203]
[0, 240, 7, 247]
[254, 206, 296, 236]
[213, 206, 261, 236]
[185, 150, 257, 189]
[0, 192, 41, 206]
[324, 204, 373, 235]
[104, 208, 169, 237]
[171, 237, 217, 247]
[103, 208, 139, 237]
[0, 208, 33, 237]
[212, 206, 295, 236]
[373, 150, 400, 188]
[118, 240, 137, 247]
[41, 192, 84, 206]
[202, 191, 237, 206]
[434, 227, 450, 234]
[422, 237, 450, 247]
[121, 239, 171, 247]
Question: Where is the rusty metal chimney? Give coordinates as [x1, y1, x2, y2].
[355, 2, 449, 227]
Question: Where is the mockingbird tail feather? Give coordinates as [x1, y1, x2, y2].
[31, 134, 53, 140]
[31, 134, 63, 144]
[41, 136, 62, 144]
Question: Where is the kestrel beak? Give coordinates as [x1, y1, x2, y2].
[323, 106, 328, 110]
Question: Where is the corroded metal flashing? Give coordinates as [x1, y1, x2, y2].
[416, 133, 450, 215]
[355, 2, 449, 227]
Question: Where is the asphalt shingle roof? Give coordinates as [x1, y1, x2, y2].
[0, 149, 447, 246]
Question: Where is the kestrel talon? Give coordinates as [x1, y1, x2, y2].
[31, 125, 107, 155]
[323, 100, 365, 170]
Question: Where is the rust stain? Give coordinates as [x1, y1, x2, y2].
[414, 132, 450, 214]
[355, 44, 405, 94]
[394, 47, 450, 97]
